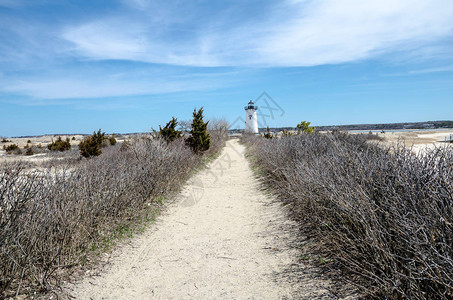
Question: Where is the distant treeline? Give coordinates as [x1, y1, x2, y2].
[317, 120, 453, 131]
[229, 120, 453, 134]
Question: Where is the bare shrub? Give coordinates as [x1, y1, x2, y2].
[243, 132, 453, 299]
[207, 118, 229, 155]
[364, 131, 385, 141]
[0, 131, 227, 297]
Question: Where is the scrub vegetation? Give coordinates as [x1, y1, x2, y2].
[0, 113, 228, 297]
[242, 131, 453, 299]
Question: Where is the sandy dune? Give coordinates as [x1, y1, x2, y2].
[374, 129, 453, 154]
[65, 139, 333, 299]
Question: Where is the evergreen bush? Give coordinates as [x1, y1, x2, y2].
[79, 130, 105, 158]
[296, 121, 315, 134]
[109, 135, 117, 145]
[159, 117, 182, 143]
[25, 147, 34, 156]
[263, 126, 273, 139]
[3, 144, 19, 153]
[47, 137, 71, 152]
[186, 107, 211, 153]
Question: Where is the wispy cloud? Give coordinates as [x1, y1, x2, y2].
[408, 65, 453, 74]
[61, 0, 453, 67]
[0, 66, 247, 100]
[1, 0, 453, 102]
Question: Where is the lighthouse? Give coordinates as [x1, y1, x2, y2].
[244, 100, 258, 134]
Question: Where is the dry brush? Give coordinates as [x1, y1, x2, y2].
[243, 132, 453, 299]
[1, 127, 227, 298]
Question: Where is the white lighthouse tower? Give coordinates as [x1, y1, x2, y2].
[244, 100, 258, 134]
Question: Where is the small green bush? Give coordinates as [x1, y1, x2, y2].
[79, 130, 105, 158]
[108, 135, 117, 146]
[1, 138, 10, 143]
[93, 130, 105, 145]
[186, 107, 211, 153]
[159, 117, 182, 143]
[296, 121, 315, 134]
[47, 137, 71, 152]
[3, 144, 19, 152]
[72, 136, 76, 141]
[27, 139, 31, 144]
[25, 147, 34, 156]
[263, 126, 273, 139]
[79, 136, 101, 158]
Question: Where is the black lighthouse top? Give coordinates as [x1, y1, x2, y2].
[244, 100, 258, 110]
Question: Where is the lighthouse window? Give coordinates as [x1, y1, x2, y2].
[249, 115, 252, 119]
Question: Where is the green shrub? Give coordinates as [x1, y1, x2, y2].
[79, 136, 101, 158]
[263, 126, 273, 139]
[1, 138, 10, 143]
[109, 135, 117, 145]
[186, 107, 211, 153]
[3, 144, 19, 152]
[72, 136, 76, 141]
[79, 130, 105, 158]
[47, 137, 71, 152]
[296, 121, 315, 134]
[159, 117, 182, 143]
[92, 129, 105, 146]
[25, 147, 34, 156]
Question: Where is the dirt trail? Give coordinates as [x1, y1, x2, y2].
[67, 139, 332, 299]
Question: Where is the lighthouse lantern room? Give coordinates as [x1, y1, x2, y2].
[244, 100, 258, 134]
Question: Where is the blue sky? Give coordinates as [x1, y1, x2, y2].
[1, 0, 453, 136]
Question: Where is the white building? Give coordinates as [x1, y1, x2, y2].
[244, 100, 258, 134]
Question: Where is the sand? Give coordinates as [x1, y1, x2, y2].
[374, 129, 453, 154]
[65, 139, 333, 299]
[346, 129, 453, 154]
[0, 134, 129, 164]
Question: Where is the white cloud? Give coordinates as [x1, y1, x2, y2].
[62, 20, 148, 61]
[408, 65, 453, 74]
[258, 0, 453, 66]
[61, 0, 453, 67]
[2, 0, 453, 101]
[1, 68, 245, 100]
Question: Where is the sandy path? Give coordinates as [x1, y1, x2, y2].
[67, 139, 332, 299]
